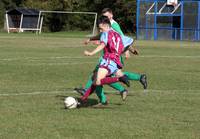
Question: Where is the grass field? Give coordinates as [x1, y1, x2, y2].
[0, 33, 200, 139]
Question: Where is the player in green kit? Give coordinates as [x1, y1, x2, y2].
[75, 8, 147, 105]
[102, 8, 145, 83]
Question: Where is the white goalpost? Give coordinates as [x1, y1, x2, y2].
[37, 11, 98, 35]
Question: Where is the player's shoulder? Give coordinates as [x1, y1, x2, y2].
[110, 19, 118, 24]
[109, 29, 121, 37]
[100, 31, 108, 39]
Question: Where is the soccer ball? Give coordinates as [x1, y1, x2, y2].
[64, 97, 78, 109]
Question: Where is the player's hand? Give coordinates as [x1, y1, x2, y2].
[128, 46, 139, 55]
[132, 48, 139, 55]
[84, 50, 92, 56]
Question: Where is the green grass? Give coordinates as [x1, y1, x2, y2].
[0, 31, 90, 38]
[0, 34, 200, 139]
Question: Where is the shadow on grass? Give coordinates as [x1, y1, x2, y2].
[56, 95, 114, 109]
[104, 92, 136, 97]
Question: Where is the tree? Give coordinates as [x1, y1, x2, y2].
[0, 0, 137, 33]
[0, 0, 23, 30]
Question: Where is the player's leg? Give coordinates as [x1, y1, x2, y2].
[109, 82, 125, 92]
[124, 71, 147, 89]
[95, 86, 107, 105]
[114, 69, 129, 100]
[74, 64, 98, 95]
[74, 74, 93, 96]
[81, 60, 130, 101]
[120, 37, 147, 89]
[95, 85, 107, 104]
[81, 67, 128, 101]
[77, 77, 108, 104]
[85, 74, 93, 90]
[97, 59, 130, 86]
[88, 72, 107, 104]
[81, 67, 109, 101]
[76, 72, 127, 102]
[123, 71, 141, 81]
[109, 82, 128, 101]
[96, 68, 130, 87]
[74, 63, 107, 103]
[85, 65, 98, 89]
[84, 74, 108, 104]
[95, 68, 110, 85]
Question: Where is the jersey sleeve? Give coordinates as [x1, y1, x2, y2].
[100, 32, 108, 45]
[111, 22, 124, 36]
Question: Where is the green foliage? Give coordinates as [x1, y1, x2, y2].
[0, 0, 21, 30]
[0, 0, 136, 33]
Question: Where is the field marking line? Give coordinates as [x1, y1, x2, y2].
[24, 61, 97, 66]
[0, 56, 98, 61]
[0, 55, 200, 61]
[139, 55, 200, 58]
[0, 89, 200, 97]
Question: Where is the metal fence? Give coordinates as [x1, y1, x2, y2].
[137, 0, 200, 41]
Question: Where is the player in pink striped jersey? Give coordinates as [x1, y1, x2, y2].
[80, 16, 130, 103]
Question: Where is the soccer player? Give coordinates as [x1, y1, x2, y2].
[80, 16, 130, 103]
[102, 8, 139, 56]
[75, 9, 147, 105]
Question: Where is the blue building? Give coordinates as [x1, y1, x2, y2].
[136, 0, 200, 41]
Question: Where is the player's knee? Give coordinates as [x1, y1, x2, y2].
[92, 79, 100, 86]
[95, 80, 101, 85]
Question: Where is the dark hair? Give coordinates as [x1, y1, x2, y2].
[97, 16, 111, 27]
[102, 8, 113, 14]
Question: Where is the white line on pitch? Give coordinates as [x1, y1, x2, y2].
[0, 91, 66, 96]
[139, 55, 200, 58]
[0, 55, 200, 61]
[0, 56, 98, 61]
[25, 62, 96, 66]
[0, 89, 200, 97]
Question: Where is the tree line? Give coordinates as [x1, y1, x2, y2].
[0, 0, 136, 33]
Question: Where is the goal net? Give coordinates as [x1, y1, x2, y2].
[38, 11, 98, 36]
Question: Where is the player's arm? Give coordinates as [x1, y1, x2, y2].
[84, 43, 105, 56]
[84, 32, 107, 56]
[84, 34, 101, 45]
[89, 34, 101, 41]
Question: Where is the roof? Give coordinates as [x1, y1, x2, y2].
[7, 8, 40, 16]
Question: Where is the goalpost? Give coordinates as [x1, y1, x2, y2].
[37, 11, 98, 36]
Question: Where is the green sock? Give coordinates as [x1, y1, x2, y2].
[109, 82, 125, 92]
[124, 71, 141, 81]
[95, 86, 107, 103]
[84, 74, 93, 90]
[85, 65, 99, 89]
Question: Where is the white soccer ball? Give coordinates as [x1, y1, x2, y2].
[64, 97, 78, 109]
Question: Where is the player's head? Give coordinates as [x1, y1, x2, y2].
[102, 8, 113, 20]
[98, 16, 111, 32]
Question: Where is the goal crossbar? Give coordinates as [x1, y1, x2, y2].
[37, 10, 98, 35]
